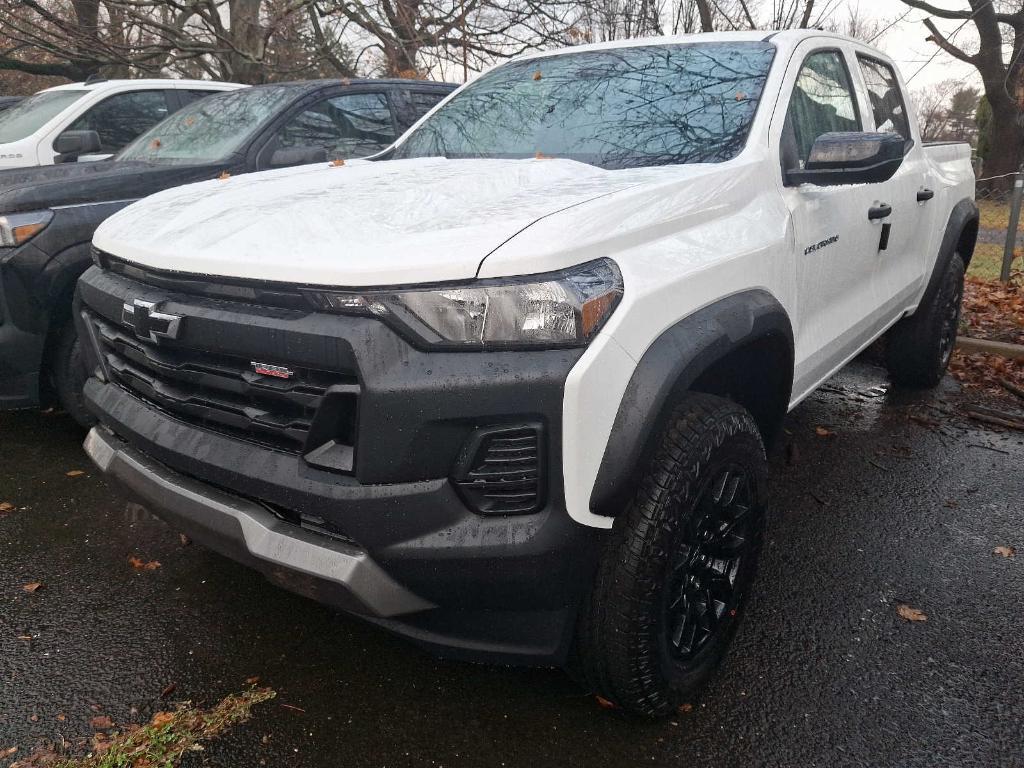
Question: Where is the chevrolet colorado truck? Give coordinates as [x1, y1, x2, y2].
[75, 31, 977, 716]
[0, 79, 453, 424]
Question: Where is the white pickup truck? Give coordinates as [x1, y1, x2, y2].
[76, 30, 976, 716]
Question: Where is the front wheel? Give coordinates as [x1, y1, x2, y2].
[886, 253, 965, 388]
[574, 393, 766, 717]
[50, 321, 95, 428]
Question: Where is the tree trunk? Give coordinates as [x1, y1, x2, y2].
[226, 0, 266, 83]
[982, 95, 1023, 188]
[695, 0, 714, 32]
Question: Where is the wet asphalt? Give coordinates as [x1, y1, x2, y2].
[1, 358, 1023, 768]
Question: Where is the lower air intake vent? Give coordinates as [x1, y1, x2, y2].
[453, 425, 545, 516]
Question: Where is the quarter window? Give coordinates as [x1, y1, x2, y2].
[785, 51, 862, 166]
[66, 90, 172, 154]
[857, 56, 910, 139]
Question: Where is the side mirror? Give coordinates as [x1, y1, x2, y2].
[269, 146, 328, 169]
[53, 130, 102, 163]
[785, 132, 912, 187]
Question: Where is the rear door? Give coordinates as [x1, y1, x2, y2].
[852, 52, 938, 311]
[775, 41, 905, 399]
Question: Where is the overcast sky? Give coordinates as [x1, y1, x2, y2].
[846, 0, 981, 91]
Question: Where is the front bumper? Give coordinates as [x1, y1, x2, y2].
[76, 263, 604, 664]
[84, 425, 434, 618]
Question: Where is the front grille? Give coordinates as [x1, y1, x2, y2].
[89, 312, 356, 454]
[454, 425, 545, 515]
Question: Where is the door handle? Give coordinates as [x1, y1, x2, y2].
[917, 188, 935, 202]
[868, 204, 892, 221]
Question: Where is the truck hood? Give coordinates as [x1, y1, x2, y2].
[93, 157, 683, 286]
[0, 160, 228, 214]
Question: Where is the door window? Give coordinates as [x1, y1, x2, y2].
[785, 51, 862, 166]
[394, 89, 448, 132]
[857, 56, 910, 139]
[272, 92, 395, 159]
[65, 90, 172, 154]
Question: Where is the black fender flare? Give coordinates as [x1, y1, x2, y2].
[920, 198, 978, 305]
[590, 289, 793, 516]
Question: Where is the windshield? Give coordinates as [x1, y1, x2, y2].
[394, 42, 775, 170]
[116, 86, 294, 165]
[0, 89, 88, 143]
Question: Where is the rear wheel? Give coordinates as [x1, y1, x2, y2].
[574, 393, 766, 717]
[50, 321, 94, 428]
[886, 253, 965, 388]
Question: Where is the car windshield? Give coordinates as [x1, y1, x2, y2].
[394, 42, 775, 170]
[116, 86, 295, 165]
[0, 89, 88, 143]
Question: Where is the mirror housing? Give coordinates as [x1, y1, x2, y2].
[53, 130, 102, 163]
[785, 132, 911, 187]
[269, 146, 328, 168]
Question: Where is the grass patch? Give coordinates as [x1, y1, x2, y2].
[10, 688, 275, 768]
[969, 243, 1011, 280]
[978, 198, 1011, 231]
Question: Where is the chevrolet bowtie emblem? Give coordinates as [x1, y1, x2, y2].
[122, 299, 182, 343]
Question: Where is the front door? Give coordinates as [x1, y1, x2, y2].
[778, 44, 905, 399]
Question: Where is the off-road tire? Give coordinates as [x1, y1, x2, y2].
[50, 321, 94, 428]
[886, 253, 965, 388]
[574, 393, 766, 717]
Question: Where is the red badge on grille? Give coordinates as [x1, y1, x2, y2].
[250, 362, 294, 379]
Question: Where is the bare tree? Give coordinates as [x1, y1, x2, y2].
[898, 0, 1024, 180]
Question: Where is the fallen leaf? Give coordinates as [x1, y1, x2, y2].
[16, 635, 32, 641]
[1, 747, 16, 758]
[534, 150, 552, 160]
[814, 426, 834, 437]
[160, 682, 177, 698]
[65, 470, 85, 477]
[150, 711, 174, 729]
[896, 603, 927, 622]
[218, 171, 230, 180]
[677, 703, 693, 714]
[735, 91, 747, 101]
[128, 556, 161, 571]
[532, 70, 542, 81]
[594, 695, 616, 710]
[993, 545, 1016, 558]
[28, 714, 37, 722]
[329, 158, 345, 167]
[179, 534, 191, 546]
[22, 582, 43, 594]
[56, 713, 66, 722]
[245, 676, 260, 685]
[150, 138, 161, 149]
[0, 502, 14, 512]
[90, 714, 114, 730]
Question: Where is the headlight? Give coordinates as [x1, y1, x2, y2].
[0, 210, 53, 247]
[307, 258, 623, 349]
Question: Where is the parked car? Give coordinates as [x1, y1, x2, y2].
[0, 96, 23, 113]
[0, 78, 455, 423]
[76, 31, 976, 716]
[0, 78, 243, 169]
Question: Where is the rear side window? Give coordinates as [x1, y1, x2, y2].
[785, 50, 862, 166]
[394, 89, 448, 132]
[272, 92, 396, 159]
[857, 56, 910, 139]
[66, 90, 172, 153]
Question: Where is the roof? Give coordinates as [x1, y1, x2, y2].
[509, 28, 868, 62]
[41, 78, 245, 93]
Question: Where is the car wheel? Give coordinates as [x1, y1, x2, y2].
[574, 393, 766, 717]
[886, 253, 965, 388]
[51, 321, 95, 429]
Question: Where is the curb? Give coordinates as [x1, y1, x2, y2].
[956, 336, 1024, 361]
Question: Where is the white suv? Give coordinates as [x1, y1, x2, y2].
[0, 78, 243, 168]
